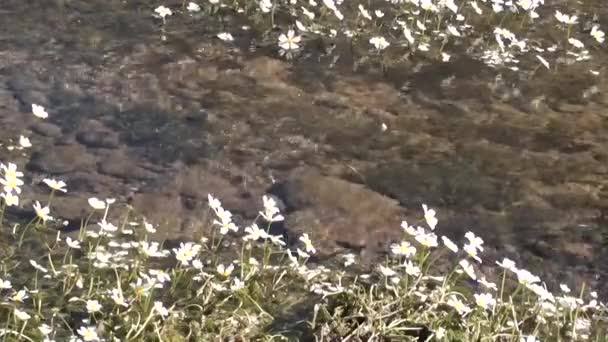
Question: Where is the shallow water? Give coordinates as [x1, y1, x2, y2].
[1, 0, 608, 293]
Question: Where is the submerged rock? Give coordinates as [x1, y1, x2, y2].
[28, 144, 96, 174]
[31, 122, 63, 138]
[271, 167, 404, 257]
[76, 119, 120, 148]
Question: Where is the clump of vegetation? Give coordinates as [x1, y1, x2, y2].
[0, 105, 605, 341]
[159, 0, 604, 76]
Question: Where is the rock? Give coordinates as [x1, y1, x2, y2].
[270, 167, 404, 256]
[122, 164, 263, 241]
[76, 120, 120, 148]
[31, 122, 63, 137]
[130, 191, 199, 241]
[28, 144, 96, 174]
[97, 150, 156, 180]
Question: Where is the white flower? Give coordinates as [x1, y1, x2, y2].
[11, 289, 28, 302]
[463, 243, 482, 263]
[212, 207, 238, 234]
[88, 197, 106, 210]
[529, 283, 554, 302]
[517, 0, 533, 11]
[140, 241, 169, 258]
[496, 257, 517, 272]
[278, 30, 301, 51]
[207, 194, 222, 211]
[474, 293, 496, 310]
[560, 283, 571, 293]
[217, 263, 235, 277]
[415, 231, 438, 248]
[32, 104, 49, 119]
[98, 219, 118, 232]
[154, 6, 172, 19]
[14, 309, 30, 321]
[478, 276, 497, 291]
[558, 295, 583, 310]
[442, 0, 458, 13]
[520, 336, 539, 342]
[391, 241, 416, 257]
[243, 223, 269, 241]
[555, 10, 577, 25]
[77, 326, 99, 341]
[418, 43, 430, 51]
[30, 260, 48, 273]
[187, 2, 201, 12]
[296, 248, 310, 258]
[110, 288, 128, 307]
[0, 163, 24, 194]
[43, 178, 67, 193]
[231, 277, 245, 291]
[268, 233, 286, 247]
[515, 268, 541, 286]
[286, 249, 299, 266]
[464, 231, 484, 251]
[568, 38, 585, 49]
[403, 260, 421, 277]
[369, 36, 390, 50]
[143, 220, 157, 233]
[130, 277, 153, 297]
[375, 10, 384, 18]
[422, 204, 438, 230]
[299, 233, 316, 254]
[420, 0, 438, 12]
[441, 236, 458, 252]
[0, 278, 12, 289]
[591, 25, 605, 43]
[459, 259, 477, 280]
[39, 323, 53, 336]
[301, 7, 315, 20]
[470, 1, 482, 15]
[402, 221, 424, 237]
[435, 327, 446, 339]
[19, 136, 32, 148]
[402, 26, 415, 45]
[342, 253, 356, 267]
[154, 301, 169, 317]
[1, 192, 19, 207]
[150, 269, 171, 284]
[358, 5, 372, 20]
[33, 201, 52, 222]
[536, 55, 550, 69]
[86, 299, 102, 313]
[173, 242, 202, 266]
[416, 20, 427, 32]
[217, 32, 234, 42]
[447, 295, 471, 316]
[259, 0, 272, 12]
[378, 265, 397, 277]
[260, 195, 284, 222]
[441, 52, 451, 62]
[322, 0, 336, 11]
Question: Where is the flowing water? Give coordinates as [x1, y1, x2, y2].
[1, 0, 608, 293]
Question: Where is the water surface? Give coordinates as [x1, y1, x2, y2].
[1, 0, 608, 293]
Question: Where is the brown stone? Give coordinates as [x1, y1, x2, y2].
[272, 167, 404, 255]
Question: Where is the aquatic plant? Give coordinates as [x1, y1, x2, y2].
[0, 105, 605, 340]
[162, 0, 604, 77]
